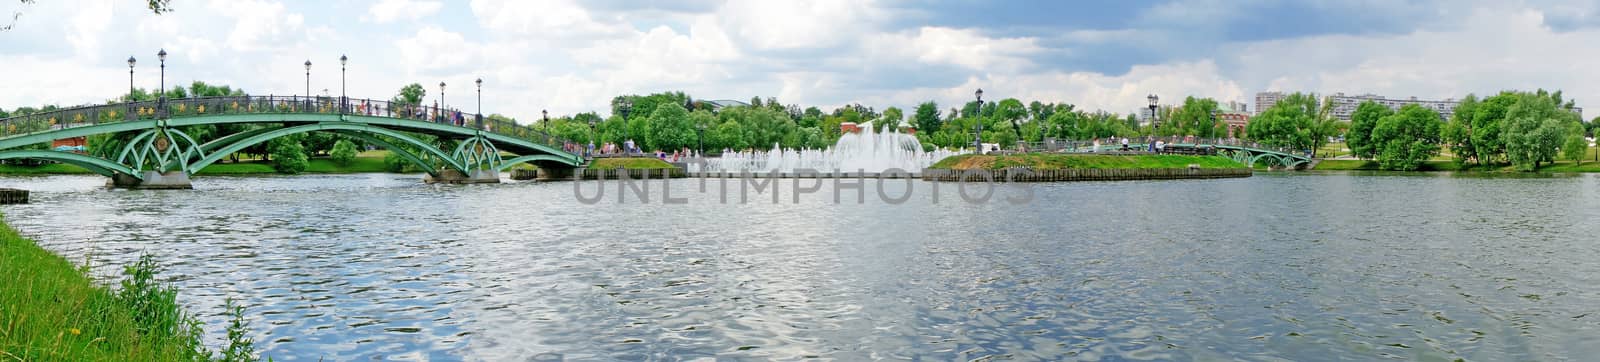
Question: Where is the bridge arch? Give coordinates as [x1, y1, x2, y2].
[190, 123, 471, 174]
[0, 150, 141, 178]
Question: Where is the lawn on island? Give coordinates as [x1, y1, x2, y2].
[587, 157, 677, 170]
[930, 153, 1248, 170]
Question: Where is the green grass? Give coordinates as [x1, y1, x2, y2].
[195, 156, 390, 175]
[589, 157, 678, 170]
[0, 219, 259, 361]
[929, 154, 1247, 170]
[1314, 159, 1600, 172]
[0, 163, 97, 175]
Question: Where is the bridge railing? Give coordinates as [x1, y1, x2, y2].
[0, 96, 575, 153]
[1042, 137, 1310, 157]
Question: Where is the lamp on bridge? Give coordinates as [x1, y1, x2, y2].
[542, 109, 549, 133]
[439, 81, 446, 113]
[157, 49, 166, 98]
[475, 78, 484, 130]
[126, 56, 136, 101]
[340, 54, 348, 114]
[303, 60, 312, 99]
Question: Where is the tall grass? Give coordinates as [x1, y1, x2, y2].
[0, 221, 261, 361]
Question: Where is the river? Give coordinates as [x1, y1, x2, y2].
[2, 172, 1598, 360]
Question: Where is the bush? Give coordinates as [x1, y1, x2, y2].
[329, 139, 358, 166]
[268, 136, 309, 174]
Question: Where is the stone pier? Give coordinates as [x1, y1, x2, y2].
[424, 168, 501, 184]
[109, 171, 194, 189]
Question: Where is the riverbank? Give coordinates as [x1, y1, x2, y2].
[0, 218, 247, 360]
[924, 154, 1250, 182]
[1314, 159, 1600, 172]
[0, 151, 393, 176]
[930, 153, 1248, 170]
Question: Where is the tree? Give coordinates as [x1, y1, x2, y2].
[1440, 95, 1478, 166]
[1246, 92, 1321, 154]
[645, 102, 694, 151]
[329, 139, 358, 166]
[1471, 92, 1517, 164]
[880, 106, 904, 131]
[268, 133, 309, 174]
[912, 101, 942, 134]
[1501, 91, 1574, 171]
[1370, 104, 1442, 171]
[1346, 101, 1392, 160]
[393, 83, 426, 108]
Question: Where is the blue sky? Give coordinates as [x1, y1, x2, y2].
[3, 0, 1599, 122]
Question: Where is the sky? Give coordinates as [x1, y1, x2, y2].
[3, 0, 1600, 123]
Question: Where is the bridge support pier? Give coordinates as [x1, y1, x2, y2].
[424, 168, 501, 184]
[108, 171, 193, 189]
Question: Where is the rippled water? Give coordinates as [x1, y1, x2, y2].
[3, 172, 1600, 360]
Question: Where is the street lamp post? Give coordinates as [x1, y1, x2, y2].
[1209, 109, 1218, 141]
[157, 49, 166, 98]
[475, 78, 483, 129]
[157, 49, 167, 118]
[126, 56, 136, 100]
[974, 88, 984, 152]
[542, 109, 549, 133]
[1147, 94, 1159, 134]
[587, 117, 598, 157]
[127, 56, 136, 120]
[473, 77, 480, 129]
[696, 122, 706, 155]
[340, 55, 347, 114]
[439, 81, 446, 113]
[620, 99, 633, 151]
[304, 60, 311, 100]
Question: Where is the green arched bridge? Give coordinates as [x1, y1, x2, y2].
[1060, 138, 1313, 169]
[0, 96, 582, 188]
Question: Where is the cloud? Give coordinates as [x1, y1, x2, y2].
[362, 0, 442, 24]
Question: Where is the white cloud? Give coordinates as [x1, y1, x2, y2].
[363, 0, 442, 24]
[469, 0, 626, 39]
[716, 0, 889, 51]
[206, 0, 307, 52]
[866, 27, 1044, 72]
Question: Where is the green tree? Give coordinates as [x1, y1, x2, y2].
[393, 83, 426, 106]
[1471, 92, 1517, 164]
[1346, 101, 1392, 160]
[1501, 92, 1573, 171]
[1440, 95, 1478, 166]
[910, 101, 941, 134]
[1246, 92, 1320, 153]
[329, 139, 358, 166]
[1370, 104, 1442, 171]
[268, 133, 309, 174]
[646, 102, 694, 151]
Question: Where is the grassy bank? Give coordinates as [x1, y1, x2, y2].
[589, 157, 678, 170]
[1, 219, 257, 361]
[0, 152, 393, 176]
[930, 154, 1247, 171]
[1314, 159, 1600, 172]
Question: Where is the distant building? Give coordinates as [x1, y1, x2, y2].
[1256, 91, 1463, 121]
[1324, 93, 1459, 121]
[1254, 92, 1287, 116]
[1216, 102, 1250, 138]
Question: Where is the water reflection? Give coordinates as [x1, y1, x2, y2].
[2, 173, 1598, 360]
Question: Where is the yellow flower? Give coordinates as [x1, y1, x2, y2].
[69, 328, 81, 335]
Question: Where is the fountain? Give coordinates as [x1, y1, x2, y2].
[688, 122, 966, 176]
